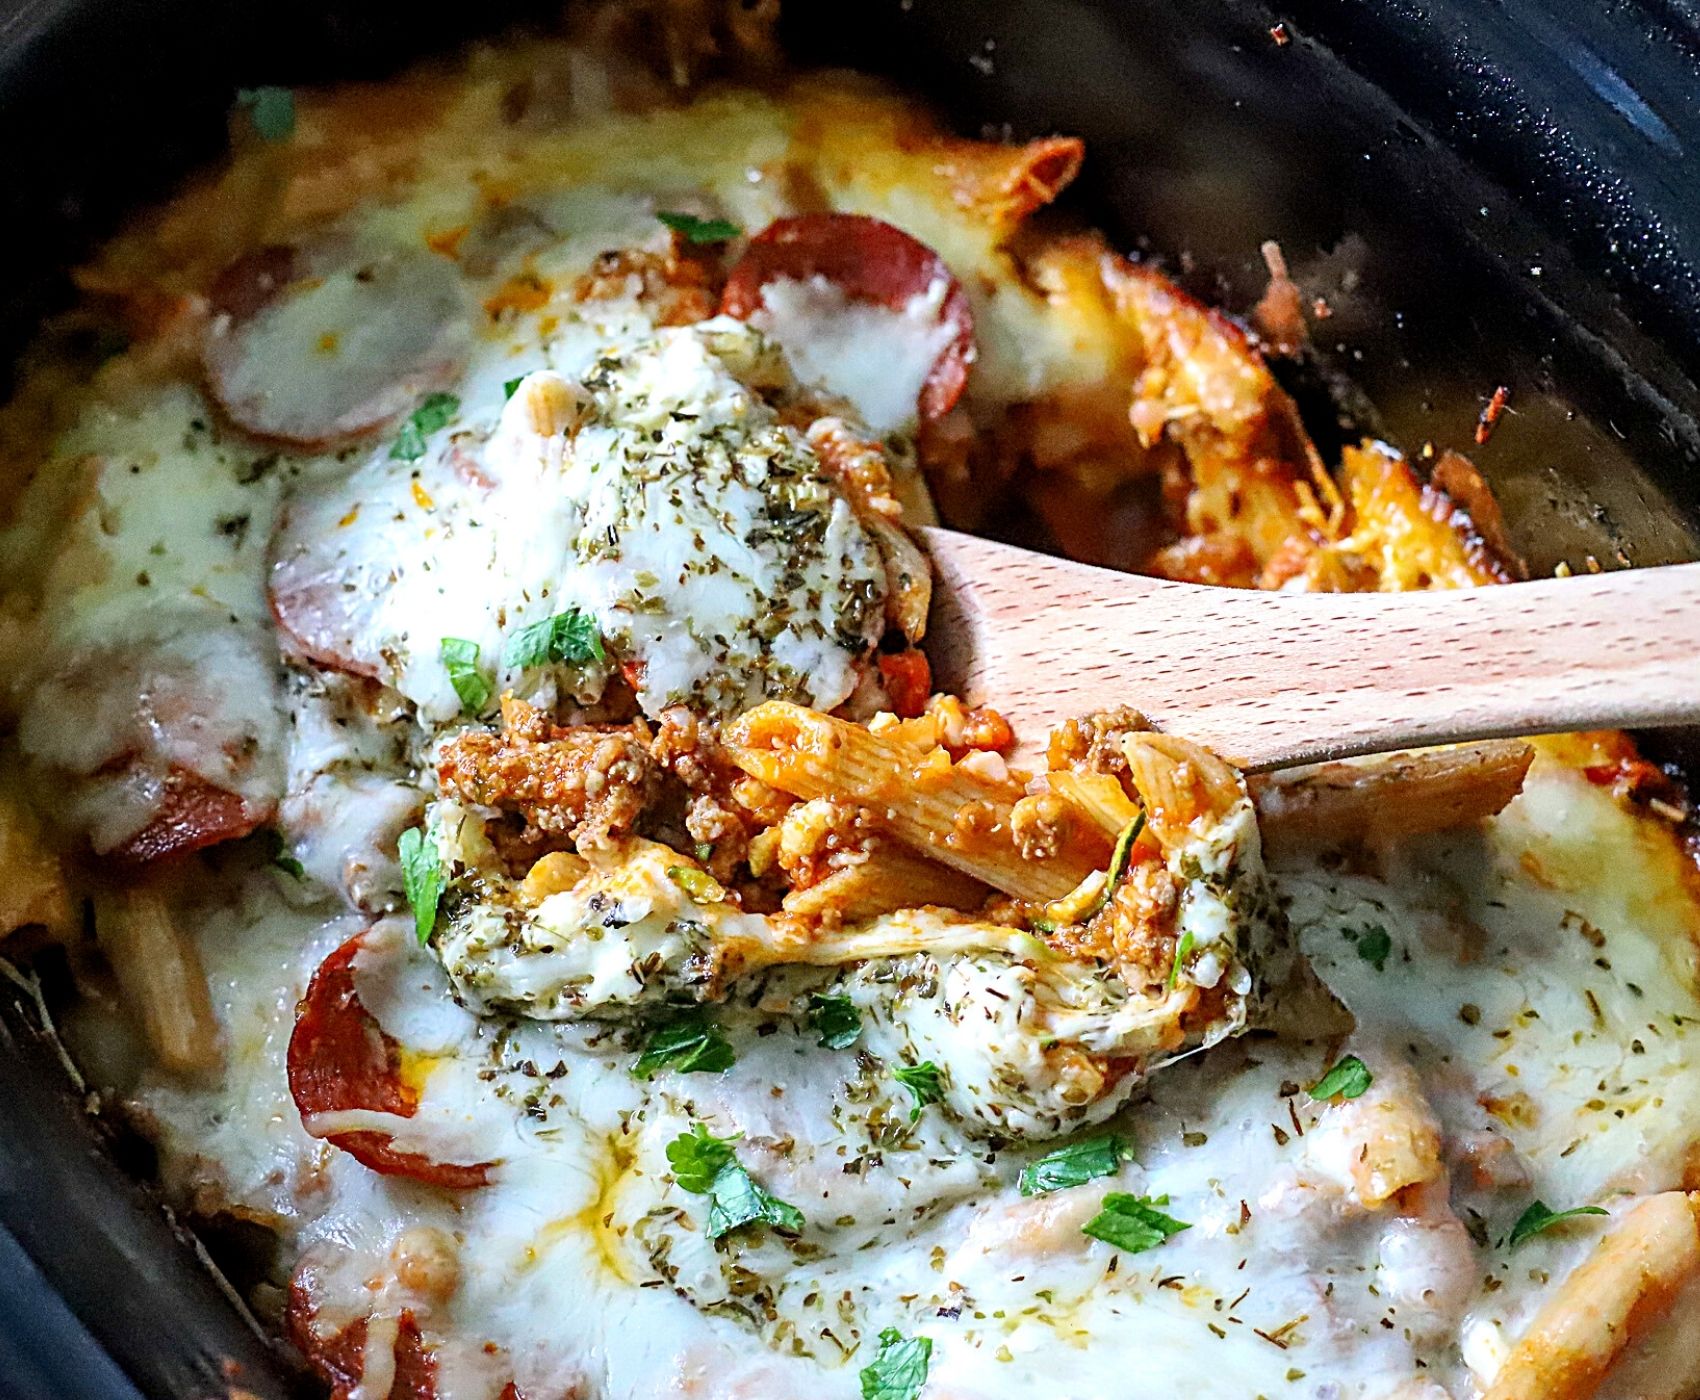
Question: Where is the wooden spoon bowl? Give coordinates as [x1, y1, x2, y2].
[920, 527, 1700, 771]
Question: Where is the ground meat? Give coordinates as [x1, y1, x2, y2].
[1046, 861, 1179, 982]
[771, 797, 878, 890]
[1009, 791, 1073, 862]
[652, 705, 789, 877]
[436, 696, 658, 846]
[572, 240, 718, 326]
[1045, 706, 1152, 779]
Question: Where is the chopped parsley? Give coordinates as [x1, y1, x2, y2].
[235, 86, 295, 141]
[665, 1122, 738, 1191]
[439, 637, 491, 713]
[398, 826, 443, 946]
[1345, 923, 1393, 971]
[1507, 1200, 1609, 1249]
[1082, 1193, 1191, 1254]
[632, 1009, 735, 1080]
[666, 1123, 804, 1239]
[1308, 1054, 1373, 1102]
[1167, 929, 1196, 990]
[858, 1328, 932, 1400]
[892, 1060, 943, 1120]
[809, 994, 862, 1050]
[389, 391, 460, 462]
[503, 608, 606, 669]
[262, 829, 304, 879]
[657, 211, 742, 244]
[1018, 1133, 1128, 1197]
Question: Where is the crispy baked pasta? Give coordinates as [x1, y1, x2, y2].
[1, 13, 1697, 1400]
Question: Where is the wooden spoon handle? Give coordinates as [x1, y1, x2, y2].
[920, 527, 1700, 770]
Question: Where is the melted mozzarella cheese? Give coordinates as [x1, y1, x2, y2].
[0, 386, 286, 848]
[437, 828, 773, 1017]
[280, 318, 887, 724]
[748, 274, 959, 434]
[278, 672, 421, 908]
[117, 749, 1700, 1400]
[17, 51, 1700, 1400]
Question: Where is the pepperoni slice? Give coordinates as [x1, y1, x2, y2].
[108, 766, 267, 863]
[267, 458, 432, 678]
[267, 508, 383, 679]
[288, 931, 493, 1189]
[286, 1277, 525, 1400]
[287, 1282, 439, 1400]
[203, 240, 471, 449]
[721, 213, 975, 423]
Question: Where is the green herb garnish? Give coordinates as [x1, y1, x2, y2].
[858, 1328, 932, 1400]
[236, 86, 295, 141]
[1308, 1054, 1373, 1102]
[503, 608, 606, 669]
[633, 1009, 735, 1080]
[1167, 929, 1196, 990]
[264, 829, 305, 878]
[667, 1123, 804, 1239]
[1346, 923, 1393, 971]
[439, 637, 491, 713]
[665, 1122, 738, 1191]
[657, 211, 742, 244]
[1081, 1192, 1190, 1254]
[1507, 1200, 1609, 1249]
[808, 994, 862, 1050]
[702, 1160, 805, 1238]
[398, 826, 443, 946]
[389, 392, 460, 462]
[1018, 1133, 1128, 1196]
[892, 1060, 943, 1120]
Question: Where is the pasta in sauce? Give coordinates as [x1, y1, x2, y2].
[0, 13, 1696, 1400]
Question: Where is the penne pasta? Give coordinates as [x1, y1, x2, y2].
[1484, 1191, 1700, 1400]
[724, 701, 1098, 902]
[1120, 732, 1245, 853]
[1251, 739, 1534, 856]
[1043, 769, 1141, 840]
[92, 884, 222, 1076]
[0, 788, 75, 942]
[781, 844, 989, 921]
[930, 135, 1086, 232]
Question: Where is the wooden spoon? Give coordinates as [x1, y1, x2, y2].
[920, 527, 1700, 771]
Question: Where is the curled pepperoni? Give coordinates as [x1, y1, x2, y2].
[721, 213, 975, 422]
[108, 766, 267, 863]
[288, 931, 492, 1189]
[203, 240, 471, 449]
[286, 1277, 525, 1400]
[287, 1280, 439, 1400]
